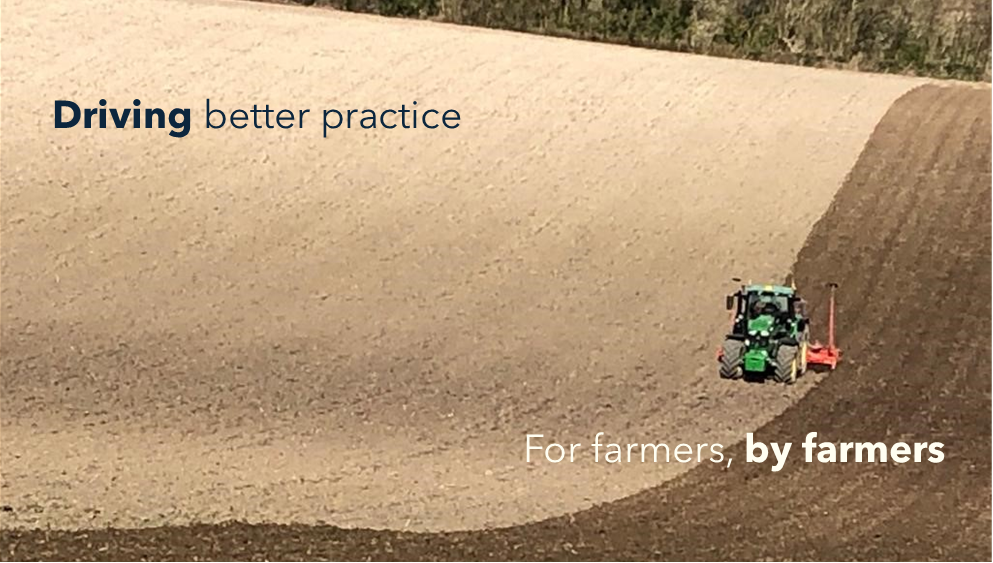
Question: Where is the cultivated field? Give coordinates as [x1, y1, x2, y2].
[1, 0, 989, 559]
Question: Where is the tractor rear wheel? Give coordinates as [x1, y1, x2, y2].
[719, 339, 744, 380]
[774, 344, 798, 385]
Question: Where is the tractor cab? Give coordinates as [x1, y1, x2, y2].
[726, 284, 806, 339]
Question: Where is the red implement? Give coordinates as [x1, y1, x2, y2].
[806, 282, 841, 369]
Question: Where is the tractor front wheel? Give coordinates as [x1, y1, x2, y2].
[719, 339, 745, 380]
[773, 344, 798, 385]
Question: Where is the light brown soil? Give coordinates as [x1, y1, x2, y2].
[0, 0, 933, 539]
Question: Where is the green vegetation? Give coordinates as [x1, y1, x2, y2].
[284, 0, 991, 81]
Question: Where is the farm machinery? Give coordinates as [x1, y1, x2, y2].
[717, 277, 840, 384]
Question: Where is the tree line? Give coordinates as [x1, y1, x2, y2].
[288, 0, 991, 81]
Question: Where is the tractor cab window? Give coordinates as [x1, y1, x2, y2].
[746, 292, 789, 319]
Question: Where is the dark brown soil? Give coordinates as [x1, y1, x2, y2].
[3, 84, 989, 561]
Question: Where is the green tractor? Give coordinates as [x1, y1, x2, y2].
[717, 277, 832, 384]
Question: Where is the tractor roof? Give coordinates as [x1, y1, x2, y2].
[744, 284, 795, 296]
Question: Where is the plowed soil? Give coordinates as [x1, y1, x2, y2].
[2, 0, 990, 559]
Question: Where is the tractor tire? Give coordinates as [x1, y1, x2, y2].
[719, 339, 745, 380]
[774, 344, 798, 385]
